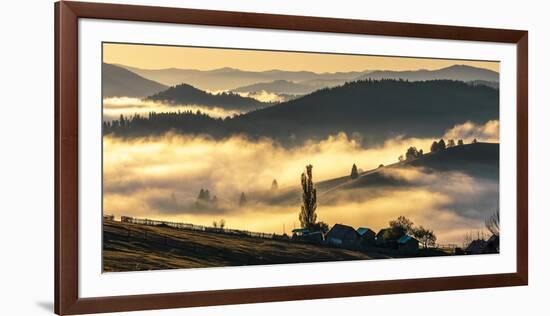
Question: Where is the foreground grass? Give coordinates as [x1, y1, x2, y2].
[103, 220, 395, 272]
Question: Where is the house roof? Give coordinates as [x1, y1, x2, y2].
[488, 234, 499, 244]
[357, 227, 375, 236]
[327, 224, 358, 240]
[376, 228, 392, 238]
[397, 235, 417, 244]
[465, 239, 488, 252]
[292, 228, 309, 233]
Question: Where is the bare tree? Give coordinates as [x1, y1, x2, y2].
[413, 226, 437, 249]
[485, 210, 500, 236]
[299, 165, 317, 229]
[219, 219, 226, 229]
[389, 216, 414, 236]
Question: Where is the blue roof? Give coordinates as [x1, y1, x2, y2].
[357, 227, 374, 236]
[397, 235, 414, 244]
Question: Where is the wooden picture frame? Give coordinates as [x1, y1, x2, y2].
[55, 1, 528, 315]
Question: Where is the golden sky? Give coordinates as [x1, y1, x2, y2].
[103, 43, 499, 73]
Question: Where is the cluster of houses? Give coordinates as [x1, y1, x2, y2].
[463, 234, 500, 255]
[291, 223, 500, 256]
[292, 223, 420, 254]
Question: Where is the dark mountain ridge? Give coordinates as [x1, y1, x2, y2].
[146, 83, 269, 111]
[105, 79, 498, 146]
[237, 79, 498, 144]
[357, 64, 498, 82]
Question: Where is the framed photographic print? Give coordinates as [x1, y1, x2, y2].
[55, 1, 528, 315]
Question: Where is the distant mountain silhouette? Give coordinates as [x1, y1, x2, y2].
[102, 63, 167, 98]
[231, 80, 316, 95]
[105, 79, 498, 146]
[117, 64, 368, 91]
[468, 80, 499, 89]
[146, 83, 268, 111]
[356, 65, 498, 83]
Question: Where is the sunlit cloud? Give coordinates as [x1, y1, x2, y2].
[103, 121, 499, 244]
[234, 90, 289, 103]
[443, 120, 499, 143]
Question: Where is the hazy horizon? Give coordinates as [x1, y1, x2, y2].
[104, 43, 499, 73]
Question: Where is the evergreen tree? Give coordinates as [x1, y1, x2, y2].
[447, 139, 456, 147]
[239, 192, 247, 206]
[198, 189, 206, 201]
[406, 147, 420, 160]
[472, 138, 478, 144]
[271, 179, 278, 190]
[299, 165, 317, 229]
[438, 139, 446, 150]
[430, 141, 439, 153]
[350, 163, 359, 179]
[458, 139, 464, 146]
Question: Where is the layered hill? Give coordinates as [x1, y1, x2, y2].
[253, 142, 499, 207]
[236, 79, 499, 144]
[357, 65, 498, 84]
[117, 65, 368, 91]
[102, 63, 167, 98]
[146, 83, 268, 111]
[105, 79, 499, 145]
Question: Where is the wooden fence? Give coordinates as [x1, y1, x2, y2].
[119, 216, 276, 240]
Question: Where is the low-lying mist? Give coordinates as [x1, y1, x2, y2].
[103, 97, 243, 121]
[103, 120, 499, 244]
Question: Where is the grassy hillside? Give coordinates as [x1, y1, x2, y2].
[103, 220, 395, 272]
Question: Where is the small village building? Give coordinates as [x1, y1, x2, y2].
[376, 228, 394, 247]
[103, 214, 115, 221]
[485, 234, 500, 253]
[397, 235, 419, 253]
[465, 239, 488, 255]
[465, 235, 499, 255]
[357, 227, 376, 246]
[291, 228, 324, 244]
[326, 224, 359, 248]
